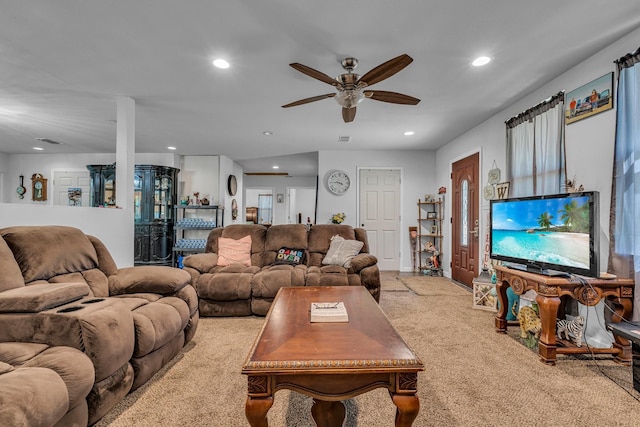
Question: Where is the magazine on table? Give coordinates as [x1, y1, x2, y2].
[310, 302, 349, 323]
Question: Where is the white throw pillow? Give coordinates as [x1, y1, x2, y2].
[322, 235, 364, 268]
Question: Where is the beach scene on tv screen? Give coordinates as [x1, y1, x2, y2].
[492, 196, 590, 268]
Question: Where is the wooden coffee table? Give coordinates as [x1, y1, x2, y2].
[241, 286, 424, 427]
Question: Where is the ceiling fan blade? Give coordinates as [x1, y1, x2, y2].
[357, 54, 413, 87]
[282, 93, 336, 108]
[342, 107, 356, 123]
[289, 63, 338, 86]
[364, 90, 421, 105]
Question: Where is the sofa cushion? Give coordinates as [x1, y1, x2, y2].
[196, 267, 259, 301]
[308, 224, 358, 266]
[108, 266, 190, 295]
[1, 226, 99, 283]
[213, 225, 267, 267]
[322, 235, 364, 268]
[0, 282, 89, 313]
[0, 237, 25, 292]
[217, 235, 252, 267]
[0, 366, 69, 427]
[183, 253, 219, 272]
[262, 224, 308, 266]
[130, 298, 189, 357]
[252, 264, 307, 299]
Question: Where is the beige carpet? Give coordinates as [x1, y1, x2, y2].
[95, 273, 640, 427]
[398, 274, 469, 296]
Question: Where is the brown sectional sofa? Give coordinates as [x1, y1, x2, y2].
[0, 225, 199, 425]
[184, 223, 380, 316]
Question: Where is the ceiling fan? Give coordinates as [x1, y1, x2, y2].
[282, 54, 421, 123]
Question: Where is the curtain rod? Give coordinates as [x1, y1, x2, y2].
[505, 90, 564, 128]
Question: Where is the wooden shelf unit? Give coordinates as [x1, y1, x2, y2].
[416, 198, 443, 275]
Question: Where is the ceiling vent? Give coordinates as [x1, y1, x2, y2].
[338, 135, 351, 143]
[35, 138, 63, 145]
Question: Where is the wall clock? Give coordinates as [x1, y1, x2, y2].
[31, 173, 47, 202]
[327, 170, 350, 195]
[227, 174, 237, 196]
[16, 175, 26, 199]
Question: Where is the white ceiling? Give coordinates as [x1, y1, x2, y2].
[1, 1, 639, 176]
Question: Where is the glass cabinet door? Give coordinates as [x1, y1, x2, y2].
[154, 174, 173, 220]
[134, 173, 143, 221]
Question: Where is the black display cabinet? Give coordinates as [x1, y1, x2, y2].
[86, 164, 179, 266]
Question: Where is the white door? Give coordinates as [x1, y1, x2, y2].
[359, 169, 401, 271]
[53, 170, 91, 206]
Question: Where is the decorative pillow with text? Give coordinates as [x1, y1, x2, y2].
[275, 247, 306, 265]
[217, 235, 252, 267]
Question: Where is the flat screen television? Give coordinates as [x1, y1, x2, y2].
[489, 191, 600, 277]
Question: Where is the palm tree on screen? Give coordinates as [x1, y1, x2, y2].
[537, 212, 553, 230]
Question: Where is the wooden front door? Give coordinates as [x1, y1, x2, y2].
[451, 153, 480, 287]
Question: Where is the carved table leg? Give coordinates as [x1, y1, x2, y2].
[391, 393, 420, 427]
[246, 396, 273, 427]
[610, 296, 633, 364]
[536, 294, 561, 365]
[495, 279, 509, 333]
[311, 399, 345, 427]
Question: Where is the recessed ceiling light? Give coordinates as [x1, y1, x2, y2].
[472, 56, 491, 67]
[404, 131, 415, 136]
[263, 131, 274, 136]
[212, 58, 230, 69]
[272, 165, 279, 169]
[33, 147, 44, 151]
[168, 146, 176, 150]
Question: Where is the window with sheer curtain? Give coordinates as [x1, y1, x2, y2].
[610, 47, 640, 321]
[505, 92, 566, 197]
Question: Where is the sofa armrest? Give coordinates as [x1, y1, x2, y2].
[183, 253, 218, 273]
[0, 283, 89, 313]
[108, 266, 190, 295]
[347, 253, 378, 273]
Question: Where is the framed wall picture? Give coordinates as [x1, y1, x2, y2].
[495, 182, 510, 199]
[565, 72, 613, 124]
[276, 193, 284, 203]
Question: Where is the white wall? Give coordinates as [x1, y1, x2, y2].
[244, 175, 317, 224]
[180, 155, 219, 203]
[0, 152, 180, 204]
[435, 26, 640, 277]
[317, 149, 436, 272]
[0, 203, 133, 267]
[0, 152, 180, 266]
[218, 155, 243, 226]
[289, 187, 316, 224]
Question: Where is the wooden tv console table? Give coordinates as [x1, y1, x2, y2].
[494, 265, 634, 365]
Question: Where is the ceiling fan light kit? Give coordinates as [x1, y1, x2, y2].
[283, 54, 420, 123]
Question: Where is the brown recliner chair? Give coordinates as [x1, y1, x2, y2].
[0, 342, 95, 427]
[0, 225, 199, 425]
